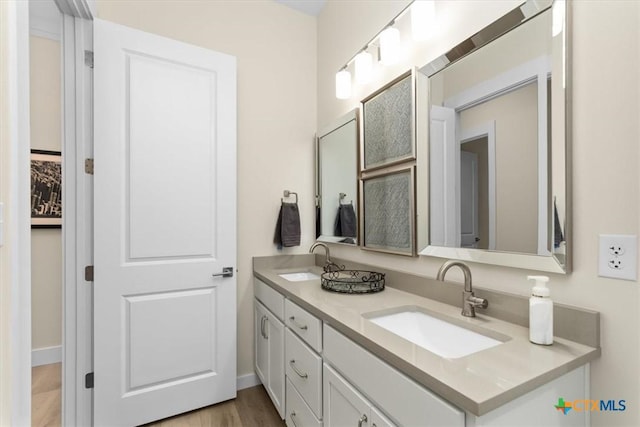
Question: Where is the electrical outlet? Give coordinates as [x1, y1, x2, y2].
[598, 234, 637, 281]
[608, 245, 625, 256]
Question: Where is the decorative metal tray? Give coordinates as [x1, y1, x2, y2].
[321, 270, 385, 294]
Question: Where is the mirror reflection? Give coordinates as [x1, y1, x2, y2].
[419, 0, 569, 273]
[316, 110, 359, 244]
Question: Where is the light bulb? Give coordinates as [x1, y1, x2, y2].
[379, 26, 400, 65]
[335, 69, 351, 99]
[354, 50, 373, 84]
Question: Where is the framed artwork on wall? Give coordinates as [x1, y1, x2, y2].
[30, 149, 62, 228]
[360, 165, 415, 255]
[361, 70, 415, 171]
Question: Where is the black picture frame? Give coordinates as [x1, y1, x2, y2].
[30, 149, 62, 229]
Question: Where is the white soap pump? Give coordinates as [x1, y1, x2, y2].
[528, 275, 553, 345]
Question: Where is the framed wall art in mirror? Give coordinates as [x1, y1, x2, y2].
[316, 109, 359, 245]
[361, 165, 415, 256]
[361, 71, 415, 171]
[416, 0, 570, 273]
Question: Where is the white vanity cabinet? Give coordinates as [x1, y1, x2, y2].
[284, 299, 324, 426]
[324, 363, 395, 427]
[254, 274, 591, 427]
[254, 279, 286, 418]
[324, 325, 465, 427]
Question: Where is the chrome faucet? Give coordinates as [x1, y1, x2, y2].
[436, 260, 488, 317]
[309, 242, 342, 272]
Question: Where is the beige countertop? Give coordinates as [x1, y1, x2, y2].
[253, 257, 601, 416]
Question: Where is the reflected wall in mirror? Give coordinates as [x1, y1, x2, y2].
[316, 109, 359, 245]
[418, 0, 570, 273]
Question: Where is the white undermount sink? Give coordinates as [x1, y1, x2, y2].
[278, 271, 321, 282]
[365, 307, 507, 359]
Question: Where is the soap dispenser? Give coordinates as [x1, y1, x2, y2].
[528, 275, 553, 345]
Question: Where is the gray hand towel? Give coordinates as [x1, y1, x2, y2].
[334, 203, 357, 238]
[274, 202, 300, 247]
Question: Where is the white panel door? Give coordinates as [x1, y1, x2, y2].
[255, 300, 285, 418]
[93, 19, 237, 426]
[429, 106, 457, 247]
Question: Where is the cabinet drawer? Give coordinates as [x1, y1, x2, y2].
[323, 325, 464, 427]
[255, 278, 285, 321]
[285, 299, 322, 352]
[286, 329, 322, 418]
[286, 378, 322, 427]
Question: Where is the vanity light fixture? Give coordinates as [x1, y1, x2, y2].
[354, 49, 374, 84]
[335, 68, 352, 99]
[411, 0, 436, 41]
[333, 0, 440, 99]
[379, 25, 401, 65]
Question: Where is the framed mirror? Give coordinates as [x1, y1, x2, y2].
[417, 0, 571, 273]
[316, 109, 359, 245]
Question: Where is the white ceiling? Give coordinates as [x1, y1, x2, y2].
[274, 0, 327, 17]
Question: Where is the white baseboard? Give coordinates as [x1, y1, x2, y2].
[237, 373, 261, 390]
[32, 345, 62, 367]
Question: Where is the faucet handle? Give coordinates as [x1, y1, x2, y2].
[467, 295, 488, 309]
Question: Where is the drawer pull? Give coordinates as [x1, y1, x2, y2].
[358, 414, 368, 427]
[289, 316, 308, 331]
[290, 411, 299, 427]
[261, 316, 268, 339]
[289, 360, 308, 379]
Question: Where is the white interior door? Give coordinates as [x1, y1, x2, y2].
[429, 105, 457, 247]
[460, 150, 479, 248]
[93, 19, 237, 426]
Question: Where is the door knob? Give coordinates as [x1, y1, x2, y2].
[212, 267, 234, 278]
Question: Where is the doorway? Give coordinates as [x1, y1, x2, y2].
[28, 1, 64, 425]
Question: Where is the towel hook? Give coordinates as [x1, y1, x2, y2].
[282, 190, 298, 204]
[339, 192, 352, 206]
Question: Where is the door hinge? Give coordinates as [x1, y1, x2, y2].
[85, 265, 94, 282]
[85, 372, 94, 389]
[85, 158, 94, 175]
[84, 50, 94, 68]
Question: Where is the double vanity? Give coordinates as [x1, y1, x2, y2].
[259, 1, 597, 425]
[253, 254, 600, 427]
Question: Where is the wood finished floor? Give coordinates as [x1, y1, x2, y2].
[32, 363, 62, 427]
[32, 363, 285, 427]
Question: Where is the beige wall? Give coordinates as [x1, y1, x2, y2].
[319, 2, 639, 426]
[96, 0, 317, 379]
[442, 8, 551, 100]
[30, 35, 63, 351]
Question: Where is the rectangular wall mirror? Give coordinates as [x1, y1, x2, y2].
[316, 109, 359, 245]
[417, 0, 570, 273]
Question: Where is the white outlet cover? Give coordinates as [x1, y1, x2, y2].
[598, 234, 637, 281]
